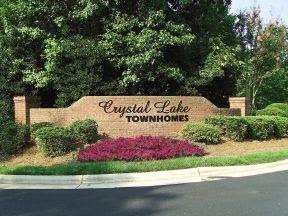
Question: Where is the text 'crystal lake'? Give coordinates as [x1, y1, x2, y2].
[98, 100, 191, 118]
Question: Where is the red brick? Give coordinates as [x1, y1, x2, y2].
[14, 96, 250, 137]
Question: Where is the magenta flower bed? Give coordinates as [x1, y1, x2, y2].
[78, 136, 205, 162]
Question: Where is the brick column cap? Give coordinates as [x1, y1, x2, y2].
[13, 96, 26, 102]
[13, 96, 40, 102]
[229, 97, 250, 102]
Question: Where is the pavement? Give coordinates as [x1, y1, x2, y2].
[1, 159, 288, 189]
[1, 170, 288, 216]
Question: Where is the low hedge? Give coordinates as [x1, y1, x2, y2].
[35, 126, 76, 157]
[205, 116, 248, 141]
[244, 117, 275, 140]
[69, 119, 98, 145]
[256, 103, 288, 118]
[34, 119, 99, 157]
[0, 122, 28, 159]
[30, 122, 54, 135]
[179, 123, 221, 144]
[258, 116, 288, 138]
[204, 115, 288, 141]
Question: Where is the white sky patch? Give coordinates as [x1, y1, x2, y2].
[230, 0, 288, 25]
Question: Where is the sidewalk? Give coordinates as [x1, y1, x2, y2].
[1, 159, 288, 189]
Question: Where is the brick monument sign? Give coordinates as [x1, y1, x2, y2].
[14, 96, 250, 137]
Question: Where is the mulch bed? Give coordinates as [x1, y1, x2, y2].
[1, 138, 288, 167]
[206, 138, 288, 157]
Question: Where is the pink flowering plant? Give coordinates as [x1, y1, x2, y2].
[78, 136, 205, 162]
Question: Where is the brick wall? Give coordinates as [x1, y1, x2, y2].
[14, 96, 250, 137]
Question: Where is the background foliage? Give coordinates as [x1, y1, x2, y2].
[235, 8, 288, 108]
[0, 0, 287, 112]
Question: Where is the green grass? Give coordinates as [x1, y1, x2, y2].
[1, 149, 288, 175]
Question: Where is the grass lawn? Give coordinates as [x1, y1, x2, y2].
[1, 149, 288, 175]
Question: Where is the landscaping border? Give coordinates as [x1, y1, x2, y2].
[1, 156, 288, 189]
[1, 149, 288, 176]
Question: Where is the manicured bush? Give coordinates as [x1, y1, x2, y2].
[205, 115, 288, 141]
[78, 136, 205, 162]
[256, 103, 288, 118]
[272, 117, 288, 138]
[33, 119, 99, 157]
[30, 122, 54, 135]
[257, 116, 288, 138]
[0, 122, 28, 159]
[69, 119, 98, 144]
[205, 116, 248, 141]
[244, 117, 275, 140]
[179, 123, 221, 144]
[35, 126, 76, 157]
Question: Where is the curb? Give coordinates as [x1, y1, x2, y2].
[1, 159, 288, 189]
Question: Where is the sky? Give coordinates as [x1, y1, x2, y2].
[230, 0, 288, 25]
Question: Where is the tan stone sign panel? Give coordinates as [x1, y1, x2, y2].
[14, 96, 249, 137]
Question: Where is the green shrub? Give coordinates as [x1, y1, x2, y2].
[30, 122, 54, 135]
[205, 116, 248, 141]
[256, 103, 288, 117]
[256, 107, 287, 117]
[33, 119, 99, 157]
[69, 119, 98, 144]
[0, 100, 13, 126]
[35, 126, 76, 157]
[0, 122, 27, 159]
[244, 117, 275, 140]
[272, 117, 288, 138]
[205, 115, 288, 141]
[258, 116, 288, 138]
[180, 123, 221, 144]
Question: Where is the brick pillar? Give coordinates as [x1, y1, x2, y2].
[229, 97, 251, 116]
[13, 96, 41, 126]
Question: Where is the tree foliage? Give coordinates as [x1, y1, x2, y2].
[0, 0, 238, 108]
[235, 7, 288, 108]
[1, 1, 287, 110]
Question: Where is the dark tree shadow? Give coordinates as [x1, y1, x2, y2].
[0, 186, 178, 216]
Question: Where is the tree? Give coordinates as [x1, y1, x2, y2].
[235, 7, 288, 108]
[100, 10, 195, 95]
[0, 0, 238, 107]
[256, 68, 288, 108]
[0, 0, 112, 106]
